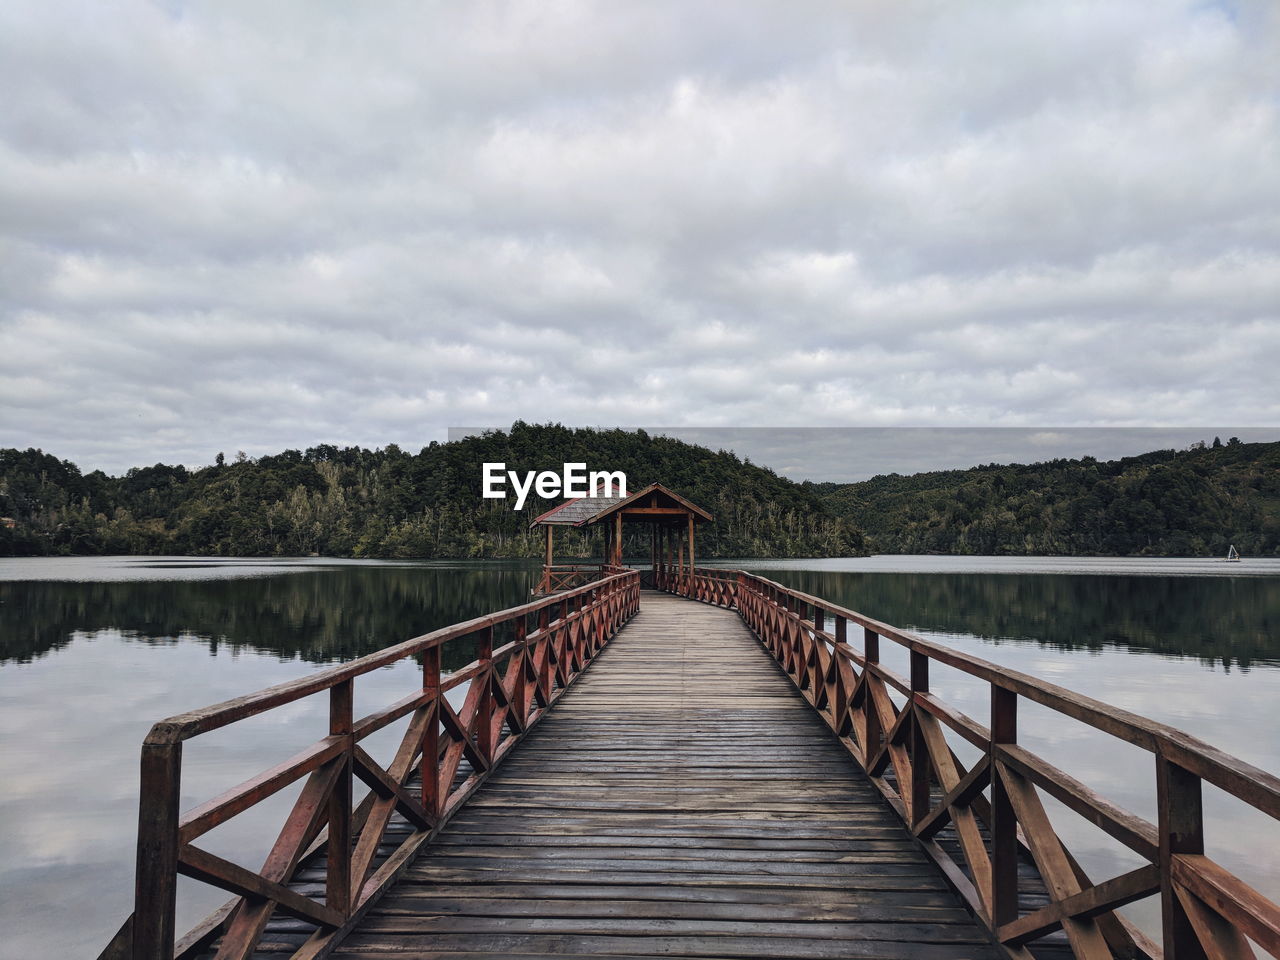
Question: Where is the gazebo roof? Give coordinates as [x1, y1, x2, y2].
[530, 482, 713, 528]
[529, 486, 630, 527]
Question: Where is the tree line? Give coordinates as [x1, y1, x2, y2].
[0, 423, 866, 559]
[812, 438, 1280, 557]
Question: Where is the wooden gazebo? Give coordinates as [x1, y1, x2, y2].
[530, 482, 713, 594]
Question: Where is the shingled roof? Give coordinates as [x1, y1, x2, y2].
[529, 486, 630, 527]
[530, 482, 713, 528]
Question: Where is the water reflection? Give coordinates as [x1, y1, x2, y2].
[733, 568, 1280, 668]
[2, 557, 1279, 958]
[0, 561, 540, 669]
[7, 562, 1276, 671]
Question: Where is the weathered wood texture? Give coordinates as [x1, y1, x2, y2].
[654, 565, 737, 606]
[101, 565, 1280, 960]
[535, 564, 610, 595]
[719, 571, 1280, 960]
[102, 572, 641, 960]
[331, 592, 1000, 960]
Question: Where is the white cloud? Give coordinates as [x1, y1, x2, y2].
[1, 0, 1278, 472]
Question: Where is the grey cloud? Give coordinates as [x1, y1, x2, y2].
[1, 1, 1278, 475]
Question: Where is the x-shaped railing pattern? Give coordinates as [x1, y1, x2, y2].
[656, 566, 737, 608]
[99, 565, 1280, 960]
[100, 571, 640, 960]
[733, 571, 1280, 960]
[534, 563, 608, 595]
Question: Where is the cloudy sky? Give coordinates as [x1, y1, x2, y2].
[2, 1, 1278, 478]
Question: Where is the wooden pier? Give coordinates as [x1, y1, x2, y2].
[100, 567, 1280, 960]
[333, 591, 995, 959]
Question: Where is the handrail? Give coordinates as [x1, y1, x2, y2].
[101, 563, 1280, 960]
[534, 563, 611, 595]
[743, 573, 1280, 820]
[146, 571, 629, 743]
[105, 569, 641, 960]
[653, 564, 737, 606]
[657, 568, 1280, 959]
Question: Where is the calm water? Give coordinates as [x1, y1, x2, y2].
[2, 555, 1279, 957]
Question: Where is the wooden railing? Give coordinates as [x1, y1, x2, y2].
[533, 563, 610, 595]
[653, 565, 737, 608]
[720, 570, 1280, 960]
[100, 570, 640, 960]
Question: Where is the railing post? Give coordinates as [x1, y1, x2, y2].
[833, 616, 847, 732]
[421, 645, 441, 817]
[537, 604, 552, 702]
[777, 587, 788, 657]
[512, 613, 528, 725]
[1158, 755, 1207, 960]
[782, 589, 790, 658]
[328, 678, 353, 916]
[687, 514, 695, 596]
[558, 598, 569, 679]
[133, 739, 182, 960]
[477, 626, 495, 765]
[813, 606, 825, 696]
[990, 685, 1019, 928]
[794, 597, 809, 687]
[909, 650, 930, 827]
[863, 628, 881, 762]
[677, 539, 684, 595]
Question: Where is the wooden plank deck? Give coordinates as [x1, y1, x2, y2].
[331, 591, 999, 959]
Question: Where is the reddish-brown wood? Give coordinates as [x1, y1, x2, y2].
[535, 563, 608, 594]
[999, 864, 1161, 946]
[990, 685, 1020, 929]
[687, 513, 695, 585]
[999, 764, 1113, 959]
[328, 679, 354, 917]
[1174, 884, 1257, 960]
[1172, 854, 1280, 955]
[213, 759, 342, 960]
[915, 710, 992, 915]
[109, 565, 1280, 960]
[710, 570, 1280, 960]
[177, 844, 343, 929]
[132, 741, 181, 960]
[998, 743, 1159, 860]
[111, 569, 639, 960]
[908, 651, 931, 830]
[420, 645, 440, 817]
[1160, 755, 1208, 960]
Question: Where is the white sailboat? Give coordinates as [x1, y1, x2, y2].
[1226, 544, 1241, 562]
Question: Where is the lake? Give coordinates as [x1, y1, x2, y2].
[2, 554, 1279, 957]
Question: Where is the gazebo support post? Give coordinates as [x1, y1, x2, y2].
[687, 514, 695, 593]
[677, 538, 684, 595]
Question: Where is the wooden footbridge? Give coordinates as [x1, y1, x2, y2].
[101, 566, 1280, 960]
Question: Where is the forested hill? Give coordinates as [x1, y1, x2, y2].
[0, 424, 865, 559]
[810, 439, 1280, 557]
